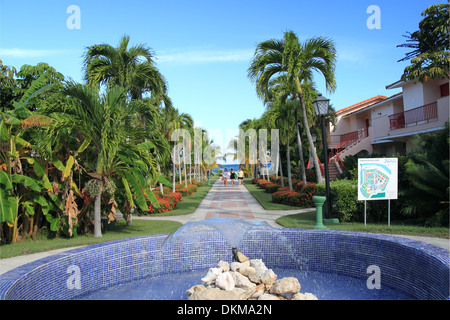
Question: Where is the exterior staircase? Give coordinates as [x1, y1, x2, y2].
[328, 128, 370, 180]
[328, 159, 341, 181]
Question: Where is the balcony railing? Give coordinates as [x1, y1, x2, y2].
[389, 102, 438, 130]
[329, 127, 368, 169]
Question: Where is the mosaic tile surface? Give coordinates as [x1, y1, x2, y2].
[0, 228, 448, 300]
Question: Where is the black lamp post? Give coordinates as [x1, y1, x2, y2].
[313, 93, 331, 219]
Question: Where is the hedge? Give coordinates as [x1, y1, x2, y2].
[316, 180, 360, 222]
[271, 182, 317, 208]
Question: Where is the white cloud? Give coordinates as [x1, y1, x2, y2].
[0, 48, 70, 58]
[158, 48, 254, 64]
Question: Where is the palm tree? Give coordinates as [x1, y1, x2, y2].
[266, 74, 309, 186]
[83, 35, 170, 154]
[238, 118, 259, 179]
[42, 81, 157, 237]
[277, 100, 295, 190]
[397, 3, 449, 82]
[83, 35, 167, 99]
[162, 108, 193, 191]
[248, 30, 337, 183]
[200, 130, 221, 180]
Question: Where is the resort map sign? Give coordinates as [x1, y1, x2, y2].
[357, 158, 398, 201]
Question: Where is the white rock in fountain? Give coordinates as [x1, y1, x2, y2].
[250, 259, 268, 274]
[258, 293, 281, 300]
[237, 252, 249, 262]
[260, 269, 277, 288]
[230, 260, 250, 272]
[218, 260, 230, 272]
[248, 259, 268, 283]
[187, 252, 318, 300]
[201, 267, 222, 283]
[269, 277, 301, 295]
[232, 271, 256, 290]
[250, 284, 265, 298]
[185, 284, 206, 297]
[215, 272, 235, 291]
[239, 266, 256, 277]
[291, 292, 319, 300]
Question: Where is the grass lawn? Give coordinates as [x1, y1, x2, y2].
[276, 212, 449, 239]
[245, 178, 449, 239]
[0, 219, 182, 259]
[142, 177, 217, 217]
[1, 178, 217, 259]
[244, 178, 299, 211]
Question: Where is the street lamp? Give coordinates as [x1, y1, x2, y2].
[313, 93, 331, 219]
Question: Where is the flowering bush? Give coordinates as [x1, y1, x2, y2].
[148, 199, 171, 214]
[292, 187, 316, 207]
[264, 182, 280, 193]
[256, 179, 271, 189]
[294, 181, 304, 192]
[146, 180, 203, 214]
[302, 183, 317, 196]
[175, 183, 190, 196]
[272, 183, 317, 208]
[148, 190, 183, 214]
[191, 180, 203, 187]
[272, 190, 298, 204]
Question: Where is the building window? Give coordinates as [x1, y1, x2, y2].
[440, 82, 449, 97]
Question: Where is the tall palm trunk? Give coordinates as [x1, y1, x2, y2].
[189, 163, 192, 184]
[94, 192, 102, 238]
[178, 157, 182, 184]
[296, 79, 323, 183]
[172, 149, 176, 193]
[157, 162, 164, 195]
[294, 103, 308, 187]
[278, 149, 284, 187]
[183, 148, 187, 187]
[286, 118, 293, 190]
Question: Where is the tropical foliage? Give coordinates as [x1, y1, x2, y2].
[245, 3, 448, 227]
[248, 30, 337, 186]
[400, 125, 449, 226]
[0, 35, 217, 243]
[398, 3, 449, 82]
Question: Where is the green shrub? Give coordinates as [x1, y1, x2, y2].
[317, 180, 363, 222]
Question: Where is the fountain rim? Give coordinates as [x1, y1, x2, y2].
[0, 227, 448, 300]
[2, 227, 448, 277]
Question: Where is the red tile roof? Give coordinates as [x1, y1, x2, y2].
[336, 95, 388, 114]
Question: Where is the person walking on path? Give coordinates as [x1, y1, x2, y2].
[237, 168, 244, 185]
[222, 168, 229, 187]
[230, 169, 236, 186]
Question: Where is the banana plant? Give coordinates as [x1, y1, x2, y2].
[0, 73, 57, 242]
[116, 140, 172, 214]
[0, 170, 43, 242]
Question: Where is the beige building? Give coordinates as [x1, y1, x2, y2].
[327, 77, 449, 179]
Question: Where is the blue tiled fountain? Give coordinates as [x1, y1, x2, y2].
[0, 218, 448, 300]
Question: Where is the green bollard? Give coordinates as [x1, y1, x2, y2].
[312, 196, 327, 230]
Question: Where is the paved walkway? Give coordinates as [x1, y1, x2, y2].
[136, 178, 310, 228]
[1, 179, 448, 275]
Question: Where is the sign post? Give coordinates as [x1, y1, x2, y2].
[358, 158, 398, 226]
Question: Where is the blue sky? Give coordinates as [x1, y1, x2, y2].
[0, 0, 443, 158]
